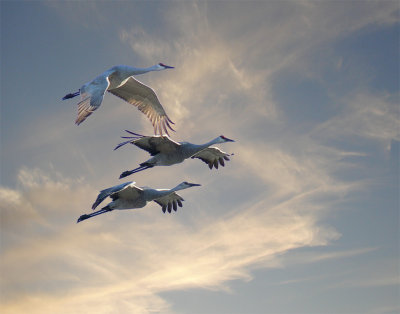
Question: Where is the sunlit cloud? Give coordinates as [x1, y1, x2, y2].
[119, 27, 174, 63]
[1, 162, 341, 313]
[116, 0, 398, 140]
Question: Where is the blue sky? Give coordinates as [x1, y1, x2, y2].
[1, 1, 399, 313]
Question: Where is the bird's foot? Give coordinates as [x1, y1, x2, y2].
[77, 214, 90, 223]
[119, 170, 133, 179]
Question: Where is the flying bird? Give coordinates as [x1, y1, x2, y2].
[115, 130, 235, 179]
[77, 181, 201, 223]
[62, 64, 175, 135]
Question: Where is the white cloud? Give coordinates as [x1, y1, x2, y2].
[115, 0, 398, 141]
[119, 27, 174, 63]
[1, 162, 341, 313]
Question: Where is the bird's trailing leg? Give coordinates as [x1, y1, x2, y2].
[62, 90, 80, 100]
[119, 164, 153, 179]
[77, 206, 113, 223]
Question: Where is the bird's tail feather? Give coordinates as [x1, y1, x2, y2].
[125, 130, 145, 137]
[114, 130, 145, 150]
[114, 139, 135, 150]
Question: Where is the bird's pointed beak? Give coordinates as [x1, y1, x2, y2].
[163, 64, 174, 69]
[225, 137, 235, 142]
[188, 183, 201, 187]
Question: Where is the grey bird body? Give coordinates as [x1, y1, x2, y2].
[116, 131, 235, 178]
[77, 181, 201, 223]
[62, 64, 175, 135]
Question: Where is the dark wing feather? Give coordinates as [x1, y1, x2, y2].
[115, 131, 181, 155]
[135, 136, 180, 155]
[154, 192, 184, 214]
[191, 147, 232, 169]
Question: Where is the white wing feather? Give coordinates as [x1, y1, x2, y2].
[76, 75, 110, 125]
[108, 77, 174, 135]
[92, 182, 138, 210]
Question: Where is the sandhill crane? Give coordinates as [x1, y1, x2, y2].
[115, 130, 235, 179]
[77, 181, 200, 223]
[62, 64, 175, 135]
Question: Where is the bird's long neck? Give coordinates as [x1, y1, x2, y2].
[183, 137, 220, 156]
[124, 65, 159, 76]
[146, 184, 188, 201]
[203, 137, 221, 148]
[171, 184, 188, 192]
[143, 188, 173, 201]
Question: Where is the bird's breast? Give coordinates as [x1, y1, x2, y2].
[159, 154, 185, 166]
[113, 198, 146, 210]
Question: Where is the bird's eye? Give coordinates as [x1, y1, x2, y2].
[159, 63, 165, 67]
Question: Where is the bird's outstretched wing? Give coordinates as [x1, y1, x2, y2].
[110, 183, 143, 202]
[191, 147, 232, 169]
[92, 181, 137, 210]
[154, 192, 184, 213]
[114, 130, 181, 155]
[76, 76, 110, 125]
[108, 77, 175, 135]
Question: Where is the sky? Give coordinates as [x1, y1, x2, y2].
[0, 1, 399, 313]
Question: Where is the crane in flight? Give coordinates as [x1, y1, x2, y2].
[115, 130, 235, 179]
[77, 181, 200, 223]
[62, 63, 175, 135]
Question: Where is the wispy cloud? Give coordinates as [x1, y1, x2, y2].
[116, 0, 398, 137]
[1, 163, 340, 313]
[312, 91, 400, 145]
[325, 256, 400, 291]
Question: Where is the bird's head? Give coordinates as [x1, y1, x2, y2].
[178, 181, 201, 189]
[156, 63, 175, 70]
[217, 135, 235, 143]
